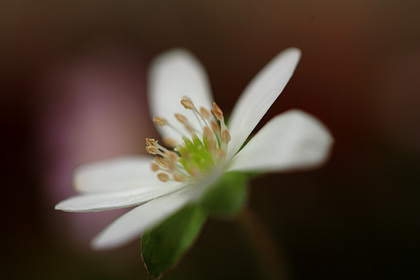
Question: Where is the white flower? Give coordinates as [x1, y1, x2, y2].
[55, 48, 333, 250]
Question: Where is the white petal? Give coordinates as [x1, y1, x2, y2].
[228, 110, 333, 172]
[227, 48, 301, 159]
[91, 187, 199, 249]
[55, 181, 185, 212]
[149, 49, 213, 144]
[73, 156, 157, 193]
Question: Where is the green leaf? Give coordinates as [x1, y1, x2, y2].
[141, 204, 207, 279]
[200, 172, 249, 218]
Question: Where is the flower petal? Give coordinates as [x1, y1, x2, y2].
[91, 187, 200, 249]
[227, 48, 301, 159]
[228, 110, 333, 172]
[55, 182, 185, 212]
[149, 49, 214, 144]
[73, 156, 157, 193]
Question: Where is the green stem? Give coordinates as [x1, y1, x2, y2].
[237, 207, 292, 280]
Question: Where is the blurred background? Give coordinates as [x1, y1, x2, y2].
[2, 1, 420, 279]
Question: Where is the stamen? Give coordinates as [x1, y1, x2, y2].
[200, 107, 211, 119]
[157, 173, 169, 182]
[191, 105, 208, 130]
[182, 96, 211, 134]
[211, 102, 224, 122]
[211, 120, 220, 135]
[146, 138, 158, 146]
[163, 137, 177, 148]
[210, 120, 222, 144]
[173, 174, 186, 183]
[155, 141, 171, 153]
[151, 162, 160, 172]
[165, 151, 178, 161]
[146, 97, 232, 183]
[203, 126, 213, 139]
[203, 126, 216, 152]
[184, 124, 195, 134]
[155, 157, 168, 168]
[181, 97, 194, 109]
[154, 116, 188, 138]
[175, 113, 198, 134]
[175, 113, 188, 124]
[221, 129, 231, 144]
[153, 117, 168, 126]
[146, 138, 173, 158]
[146, 145, 158, 155]
[164, 151, 178, 171]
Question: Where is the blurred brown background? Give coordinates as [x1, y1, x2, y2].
[1, 1, 420, 279]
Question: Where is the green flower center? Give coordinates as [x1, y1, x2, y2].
[146, 97, 231, 183]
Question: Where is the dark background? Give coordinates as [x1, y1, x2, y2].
[2, 1, 420, 279]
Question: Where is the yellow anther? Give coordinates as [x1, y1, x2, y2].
[203, 126, 216, 151]
[146, 138, 158, 146]
[200, 107, 211, 119]
[150, 162, 160, 172]
[153, 117, 168, 126]
[175, 113, 188, 124]
[181, 97, 194, 109]
[147, 97, 232, 184]
[211, 102, 224, 121]
[157, 173, 170, 182]
[155, 157, 168, 168]
[146, 145, 158, 155]
[211, 120, 220, 134]
[221, 130, 231, 144]
[203, 126, 213, 140]
[173, 174, 186, 183]
[163, 137, 177, 148]
[165, 151, 178, 161]
[184, 124, 195, 133]
[164, 151, 178, 171]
